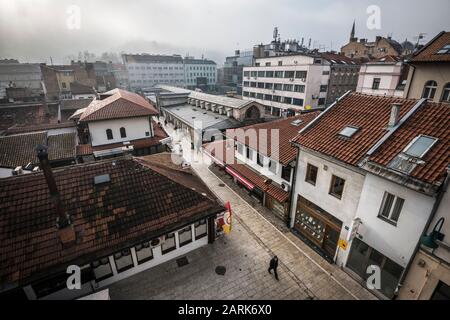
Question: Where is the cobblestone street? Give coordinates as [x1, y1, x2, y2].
[110, 123, 377, 300]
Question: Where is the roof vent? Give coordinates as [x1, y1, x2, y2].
[94, 174, 111, 185]
[291, 119, 303, 126]
[389, 103, 402, 128]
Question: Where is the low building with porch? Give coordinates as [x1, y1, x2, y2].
[0, 152, 226, 300]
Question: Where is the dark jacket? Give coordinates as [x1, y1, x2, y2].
[270, 257, 278, 269]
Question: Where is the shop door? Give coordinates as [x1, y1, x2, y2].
[323, 226, 340, 258]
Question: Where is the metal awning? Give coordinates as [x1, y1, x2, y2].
[225, 166, 254, 190]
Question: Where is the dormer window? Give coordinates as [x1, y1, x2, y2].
[338, 126, 359, 138]
[388, 135, 438, 173]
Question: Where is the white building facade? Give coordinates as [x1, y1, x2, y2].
[242, 54, 330, 116]
[183, 58, 217, 90]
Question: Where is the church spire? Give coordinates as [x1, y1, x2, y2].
[350, 20, 356, 41]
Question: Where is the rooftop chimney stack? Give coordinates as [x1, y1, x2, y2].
[36, 145, 76, 245]
[389, 103, 401, 128]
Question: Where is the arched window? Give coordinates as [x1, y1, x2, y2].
[441, 83, 450, 102]
[120, 127, 127, 138]
[106, 129, 113, 140]
[422, 80, 438, 99]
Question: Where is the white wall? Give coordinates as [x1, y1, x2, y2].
[88, 117, 152, 147]
[356, 63, 403, 97]
[290, 150, 366, 264]
[354, 173, 435, 267]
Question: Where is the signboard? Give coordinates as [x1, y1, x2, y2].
[338, 239, 348, 250]
[347, 218, 362, 242]
[216, 202, 233, 236]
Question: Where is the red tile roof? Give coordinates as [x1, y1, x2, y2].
[292, 93, 420, 167]
[0, 157, 224, 285]
[411, 31, 450, 63]
[368, 102, 450, 185]
[226, 112, 320, 166]
[5, 122, 76, 135]
[79, 89, 158, 122]
[76, 144, 93, 156]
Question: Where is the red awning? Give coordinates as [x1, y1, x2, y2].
[225, 166, 254, 190]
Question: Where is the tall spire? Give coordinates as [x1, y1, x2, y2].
[350, 20, 356, 41]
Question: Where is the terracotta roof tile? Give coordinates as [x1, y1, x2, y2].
[292, 93, 419, 166]
[411, 31, 450, 62]
[227, 112, 319, 166]
[5, 122, 76, 135]
[368, 102, 450, 185]
[0, 157, 225, 285]
[79, 89, 158, 122]
[47, 132, 77, 161]
[76, 144, 93, 156]
[0, 132, 46, 168]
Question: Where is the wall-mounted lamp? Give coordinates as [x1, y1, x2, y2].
[420, 217, 445, 249]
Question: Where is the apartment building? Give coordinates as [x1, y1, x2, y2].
[356, 55, 409, 97]
[242, 54, 330, 116]
[183, 58, 217, 91]
[123, 54, 185, 90]
[0, 60, 42, 99]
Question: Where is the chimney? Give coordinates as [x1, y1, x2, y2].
[389, 103, 401, 127]
[36, 145, 76, 245]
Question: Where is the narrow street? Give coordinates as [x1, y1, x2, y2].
[110, 122, 377, 300]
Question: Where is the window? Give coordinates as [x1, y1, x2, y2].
[145, 131, 150, 136]
[266, 71, 274, 77]
[256, 93, 263, 99]
[318, 98, 326, 106]
[281, 165, 292, 182]
[283, 84, 293, 91]
[320, 85, 328, 92]
[264, 94, 273, 101]
[135, 242, 153, 264]
[114, 249, 134, 273]
[378, 192, 404, 224]
[305, 164, 318, 185]
[436, 44, 450, 54]
[257, 82, 264, 88]
[61, 82, 67, 89]
[294, 85, 305, 93]
[257, 153, 264, 166]
[329, 175, 345, 199]
[195, 219, 207, 239]
[338, 126, 359, 138]
[120, 127, 127, 138]
[106, 129, 113, 140]
[372, 78, 381, 89]
[250, 82, 257, 87]
[255, 63, 260, 67]
[284, 97, 292, 104]
[293, 98, 304, 106]
[272, 95, 281, 102]
[278, 61, 283, 66]
[237, 143, 243, 155]
[243, 81, 249, 87]
[258, 71, 265, 77]
[178, 226, 193, 246]
[161, 233, 176, 254]
[251, 71, 257, 77]
[404, 135, 438, 158]
[274, 83, 282, 90]
[284, 71, 295, 78]
[275, 71, 284, 78]
[265, 62, 271, 66]
[244, 71, 249, 77]
[422, 80, 438, 99]
[92, 257, 113, 281]
[295, 71, 307, 79]
[246, 147, 253, 160]
[269, 160, 277, 174]
[441, 83, 450, 102]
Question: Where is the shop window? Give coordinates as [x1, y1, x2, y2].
[305, 164, 318, 185]
[378, 192, 404, 225]
[92, 257, 113, 281]
[195, 219, 207, 239]
[161, 233, 176, 254]
[346, 238, 403, 298]
[178, 226, 193, 246]
[281, 165, 291, 182]
[329, 175, 345, 199]
[135, 242, 153, 264]
[114, 249, 134, 273]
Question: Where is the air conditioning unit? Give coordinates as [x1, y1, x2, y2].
[150, 236, 165, 248]
[281, 183, 291, 192]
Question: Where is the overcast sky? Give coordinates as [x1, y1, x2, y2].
[1, 0, 449, 65]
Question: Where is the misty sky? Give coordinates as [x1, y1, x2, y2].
[1, 0, 449, 65]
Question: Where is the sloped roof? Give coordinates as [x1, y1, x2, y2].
[291, 93, 419, 167]
[0, 157, 225, 285]
[227, 112, 320, 165]
[79, 89, 158, 122]
[69, 82, 96, 95]
[411, 31, 450, 62]
[367, 102, 449, 185]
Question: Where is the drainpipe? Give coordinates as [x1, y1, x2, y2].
[395, 166, 450, 298]
[288, 147, 301, 229]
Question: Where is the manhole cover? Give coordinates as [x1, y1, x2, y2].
[176, 256, 189, 267]
[215, 266, 226, 275]
[218, 183, 225, 187]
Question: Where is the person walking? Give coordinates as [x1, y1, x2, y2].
[268, 256, 279, 280]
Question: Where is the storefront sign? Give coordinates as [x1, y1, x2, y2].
[338, 239, 348, 250]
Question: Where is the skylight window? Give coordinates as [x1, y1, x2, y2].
[436, 44, 450, 54]
[291, 119, 303, 126]
[338, 126, 359, 138]
[403, 135, 438, 158]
